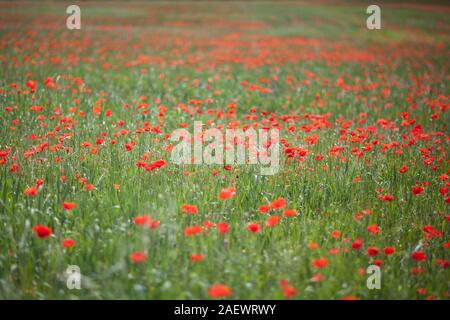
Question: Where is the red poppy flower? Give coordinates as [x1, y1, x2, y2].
[130, 251, 147, 263]
[416, 288, 427, 295]
[82, 184, 95, 191]
[147, 219, 160, 229]
[310, 274, 323, 282]
[366, 247, 379, 256]
[258, 205, 269, 214]
[270, 197, 286, 209]
[311, 258, 328, 268]
[384, 247, 395, 255]
[190, 253, 204, 262]
[351, 239, 363, 250]
[184, 225, 202, 236]
[203, 221, 213, 229]
[411, 251, 426, 262]
[62, 239, 75, 248]
[435, 259, 449, 269]
[308, 242, 318, 250]
[208, 284, 231, 298]
[145, 159, 166, 171]
[62, 201, 76, 211]
[33, 225, 52, 239]
[410, 267, 425, 274]
[218, 187, 236, 200]
[331, 230, 341, 238]
[265, 215, 279, 227]
[423, 225, 442, 238]
[282, 209, 297, 217]
[24, 186, 38, 196]
[399, 166, 408, 173]
[134, 215, 149, 226]
[181, 204, 198, 215]
[278, 280, 296, 299]
[247, 223, 261, 233]
[367, 224, 379, 234]
[412, 186, 424, 196]
[216, 222, 229, 235]
[374, 259, 383, 266]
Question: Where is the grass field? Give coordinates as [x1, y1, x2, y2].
[0, 1, 449, 299]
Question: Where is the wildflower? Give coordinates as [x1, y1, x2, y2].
[83, 184, 95, 191]
[270, 197, 286, 209]
[423, 225, 442, 238]
[130, 251, 147, 263]
[258, 205, 270, 214]
[366, 247, 379, 256]
[190, 254, 204, 262]
[411, 251, 426, 262]
[134, 215, 149, 226]
[331, 230, 341, 238]
[181, 204, 198, 215]
[184, 225, 202, 236]
[218, 187, 236, 200]
[412, 186, 424, 196]
[247, 223, 261, 233]
[208, 284, 231, 298]
[311, 258, 328, 268]
[351, 239, 363, 250]
[279, 280, 296, 299]
[24, 186, 38, 196]
[62, 202, 76, 211]
[33, 225, 52, 239]
[265, 215, 279, 227]
[147, 219, 160, 229]
[367, 224, 379, 234]
[310, 274, 323, 282]
[282, 209, 297, 217]
[308, 242, 319, 250]
[216, 222, 229, 235]
[62, 239, 75, 248]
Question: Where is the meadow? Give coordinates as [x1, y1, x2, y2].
[0, 1, 449, 299]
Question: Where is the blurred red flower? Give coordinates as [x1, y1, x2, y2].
[181, 204, 198, 215]
[411, 251, 426, 262]
[247, 223, 261, 233]
[218, 187, 236, 200]
[24, 186, 38, 196]
[265, 215, 279, 227]
[366, 247, 379, 256]
[270, 197, 286, 209]
[216, 222, 229, 235]
[412, 186, 424, 196]
[184, 225, 202, 236]
[208, 284, 231, 298]
[130, 251, 147, 263]
[62, 239, 75, 248]
[311, 258, 328, 268]
[33, 225, 51, 239]
[62, 202, 76, 211]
